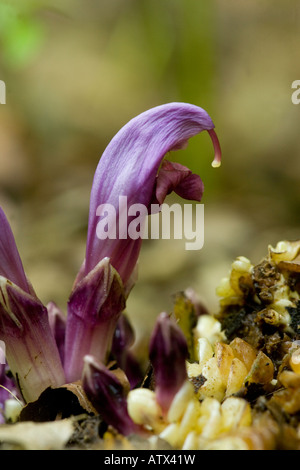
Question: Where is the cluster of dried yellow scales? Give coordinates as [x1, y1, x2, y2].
[106, 240, 300, 450]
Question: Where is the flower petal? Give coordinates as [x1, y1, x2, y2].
[154, 160, 204, 205]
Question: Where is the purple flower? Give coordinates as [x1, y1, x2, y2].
[64, 103, 221, 382]
[0, 102, 221, 411]
[82, 355, 145, 436]
[83, 102, 221, 290]
[0, 208, 65, 402]
[149, 312, 188, 415]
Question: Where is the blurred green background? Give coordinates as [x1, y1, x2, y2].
[0, 0, 299, 356]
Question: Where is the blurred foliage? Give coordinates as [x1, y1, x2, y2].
[0, 1, 44, 68]
[0, 0, 299, 354]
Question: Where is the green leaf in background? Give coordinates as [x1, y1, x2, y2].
[0, 2, 44, 68]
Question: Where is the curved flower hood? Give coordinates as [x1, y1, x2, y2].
[83, 102, 221, 289]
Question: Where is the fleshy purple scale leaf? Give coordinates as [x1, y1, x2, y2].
[0, 278, 65, 402]
[47, 302, 66, 364]
[0, 208, 32, 295]
[64, 258, 126, 383]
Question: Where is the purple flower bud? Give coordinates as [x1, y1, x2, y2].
[112, 314, 143, 388]
[82, 355, 144, 436]
[149, 312, 188, 415]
